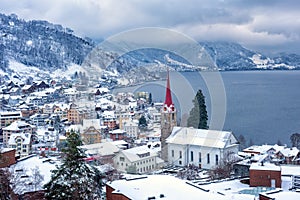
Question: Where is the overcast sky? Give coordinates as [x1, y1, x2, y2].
[1, 0, 299, 55]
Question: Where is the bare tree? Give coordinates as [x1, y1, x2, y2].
[209, 152, 242, 180]
[290, 133, 300, 149]
[30, 166, 44, 191]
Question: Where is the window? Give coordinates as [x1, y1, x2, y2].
[179, 161, 182, 165]
[171, 150, 174, 157]
[179, 151, 182, 159]
[120, 157, 125, 161]
[190, 151, 194, 162]
[199, 152, 201, 163]
[207, 153, 210, 164]
[215, 155, 219, 165]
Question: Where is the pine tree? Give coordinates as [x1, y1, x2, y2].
[148, 93, 152, 105]
[44, 131, 102, 199]
[237, 134, 247, 151]
[187, 89, 208, 129]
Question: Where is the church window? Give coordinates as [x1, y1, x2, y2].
[179, 151, 182, 159]
[190, 151, 194, 162]
[171, 150, 174, 157]
[207, 153, 210, 164]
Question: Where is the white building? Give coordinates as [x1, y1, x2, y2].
[8, 133, 32, 157]
[122, 119, 139, 139]
[167, 127, 239, 169]
[113, 145, 164, 174]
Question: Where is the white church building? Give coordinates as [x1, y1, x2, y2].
[166, 127, 239, 169]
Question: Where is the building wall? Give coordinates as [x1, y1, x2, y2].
[0, 149, 16, 168]
[250, 169, 282, 188]
[160, 109, 176, 162]
[113, 152, 158, 174]
[168, 144, 237, 169]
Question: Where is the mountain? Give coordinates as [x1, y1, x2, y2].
[1, 13, 300, 86]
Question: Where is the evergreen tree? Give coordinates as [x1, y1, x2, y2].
[187, 89, 208, 129]
[44, 131, 102, 199]
[138, 115, 147, 128]
[148, 93, 152, 105]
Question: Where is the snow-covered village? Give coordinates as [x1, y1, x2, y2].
[2, 1, 300, 200]
[0, 67, 300, 200]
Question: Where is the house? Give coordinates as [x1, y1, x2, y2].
[166, 127, 239, 169]
[102, 111, 117, 130]
[243, 144, 285, 156]
[121, 119, 139, 139]
[81, 126, 101, 145]
[113, 145, 163, 174]
[67, 103, 90, 124]
[81, 142, 120, 164]
[0, 111, 22, 128]
[0, 148, 16, 168]
[109, 129, 127, 141]
[106, 175, 229, 200]
[249, 162, 282, 188]
[2, 120, 36, 146]
[8, 133, 32, 157]
[274, 147, 300, 165]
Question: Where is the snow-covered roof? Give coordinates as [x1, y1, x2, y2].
[10, 155, 60, 195]
[110, 129, 126, 134]
[8, 133, 32, 145]
[2, 120, 35, 131]
[250, 162, 281, 171]
[243, 144, 285, 154]
[278, 147, 299, 157]
[260, 189, 300, 199]
[119, 145, 160, 162]
[166, 127, 236, 149]
[81, 142, 120, 156]
[0, 148, 15, 153]
[107, 175, 230, 200]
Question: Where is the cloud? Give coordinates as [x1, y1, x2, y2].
[0, 0, 299, 54]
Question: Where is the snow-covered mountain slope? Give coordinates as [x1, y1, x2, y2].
[1, 13, 300, 86]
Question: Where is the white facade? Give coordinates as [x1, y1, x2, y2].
[8, 133, 32, 157]
[167, 127, 239, 169]
[122, 119, 139, 138]
[113, 145, 164, 174]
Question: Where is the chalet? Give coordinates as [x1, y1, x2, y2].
[81, 126, 101, 145]
[166, 127, 239, 169]
[274, 147, 300, 165]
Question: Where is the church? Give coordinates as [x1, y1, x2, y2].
[160, 70, 239, 169]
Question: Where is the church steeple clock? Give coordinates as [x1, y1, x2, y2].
[161, 69, 177, 162]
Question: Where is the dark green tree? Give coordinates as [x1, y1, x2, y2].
[148, 93, 152, 105]
[187, 89, 208, 129]
[44, 131, 102, 199]
[138, 115, 148, 128]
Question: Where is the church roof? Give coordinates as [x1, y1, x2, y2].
[166, 127, 237, 149]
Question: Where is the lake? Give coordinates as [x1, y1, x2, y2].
[113, 71, 300, 146]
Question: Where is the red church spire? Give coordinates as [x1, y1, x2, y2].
[164, 68, 173, 107]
